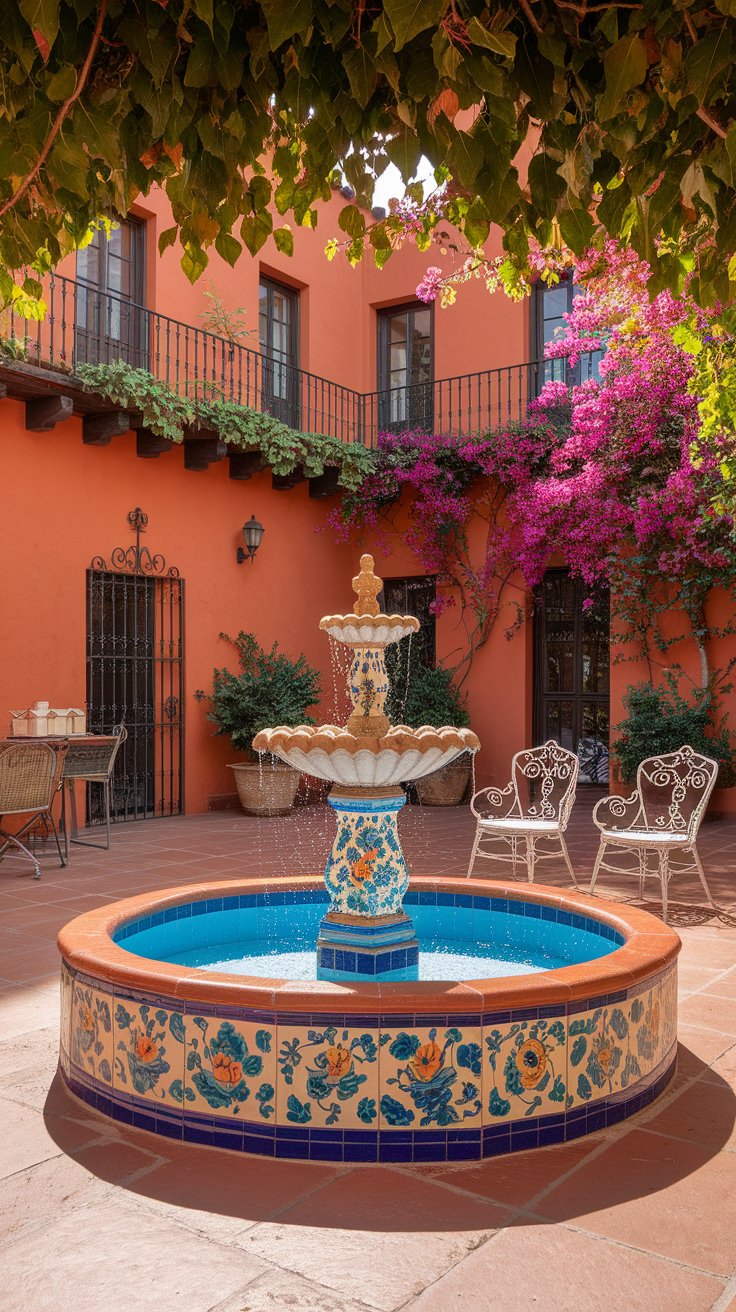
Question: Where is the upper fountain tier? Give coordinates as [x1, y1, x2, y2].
[253, 554, 479, 789]
[319, 553, 420, 647]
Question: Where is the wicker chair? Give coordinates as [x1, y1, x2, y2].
[0, 741, 68, 879]
[589, 744, 718, 922]
[61, 725, 127, 858]
[467, 740, 580, 885]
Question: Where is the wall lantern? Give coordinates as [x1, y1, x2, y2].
[237, 515, 264, 564]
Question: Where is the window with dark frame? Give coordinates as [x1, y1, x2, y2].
[377, 303, 434, 433]
[259, 276, 300, 429]
[75, 217, 148, 368]
[531, 275, 603, 391]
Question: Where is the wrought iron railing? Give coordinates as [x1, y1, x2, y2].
[2, 272, 598, 447]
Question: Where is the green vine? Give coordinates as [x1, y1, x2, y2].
[75, 361, 376, 490]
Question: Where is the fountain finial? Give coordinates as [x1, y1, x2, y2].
[352, 553, 382, 617]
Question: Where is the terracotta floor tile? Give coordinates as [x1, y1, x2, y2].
[641, 1077, 736, 1151]
[679, 993, 736, 1036]
[677, 1026, 736, 1071]
[701, 968, 736, 999]
[238, 1167, 509, 1311]
[677, 964, 727, 995]
[122, 1150, 345, 1243]
[426, 1137, 604, 1209]
[208, 1269, 375, 1312]
[405, 1220, 725, 1312]
[0, 1096, 91, 1178]
[532, 1127, 736, 1275]
[0, 1142, 153, 1247]
[0, 1199, 270, 1312]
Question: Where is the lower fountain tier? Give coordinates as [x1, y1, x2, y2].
[317, 911, 419, 981]
[252, 724, 479, 788]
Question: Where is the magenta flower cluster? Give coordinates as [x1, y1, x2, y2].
[334, 242, 735, 623]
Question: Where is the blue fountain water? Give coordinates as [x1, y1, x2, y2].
[114, 888, 623, 983]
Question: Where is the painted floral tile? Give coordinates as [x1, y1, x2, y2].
[112, 995, 185, 1109]
[70, 980, 113, 1086]
[566, 970, 676, 1110]
[482, 1017, 567, 1125]
[184, 1015, 276, 1124]
[59, 961, 75, 1075]
[276, 1025, 379, 1129]
[379, 1025, 483, 1130]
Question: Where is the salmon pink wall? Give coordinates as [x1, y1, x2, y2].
[53, 184, 530, 397]
[0, 399, 354, 814]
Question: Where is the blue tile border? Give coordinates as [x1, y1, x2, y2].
[62, 1046, 676, 1164]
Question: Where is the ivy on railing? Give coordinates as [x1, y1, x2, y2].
[75, 361, 376, 491]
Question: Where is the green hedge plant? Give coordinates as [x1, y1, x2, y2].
[195, 631, 321, 761]
[613, 674, 735, 789]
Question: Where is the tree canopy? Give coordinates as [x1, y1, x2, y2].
[2, 0, 736, 312]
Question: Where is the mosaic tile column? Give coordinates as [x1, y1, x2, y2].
[318, 789, 418, 981]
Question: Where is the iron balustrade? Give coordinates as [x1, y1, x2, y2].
[3, 271, 599, 448]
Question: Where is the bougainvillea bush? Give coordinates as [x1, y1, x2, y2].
[331, 242, 736, 698]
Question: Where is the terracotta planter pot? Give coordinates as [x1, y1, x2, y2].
[228, 762, 300, 816]
[415, 757, 472, 807]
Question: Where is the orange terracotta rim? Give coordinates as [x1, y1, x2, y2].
[57, 876, 680, 1016]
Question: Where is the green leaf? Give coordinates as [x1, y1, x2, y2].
[240, 210, 273, 255]
[466, 18, 516, 59]
[261, 0, 312, 49]
[215, 231, 242, 265]
[343, 45, 378, 108]
[45, 63, 76, 103]
[191, 0, 214, 32]
[383, 0, 447, 52]
[558, 203, 594, 253]
[338, 204, 365, 239]
[448, 131, 485, 189]
[158, 226, 178, 255]
[19, 0, 59, 47]
[386, 126, 421, 180]
[273, 225, 294, 256]
[181, 242, 209, 282]
[599, 35, 647, 120]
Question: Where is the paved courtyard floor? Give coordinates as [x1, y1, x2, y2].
[1, 797, 736, 1312]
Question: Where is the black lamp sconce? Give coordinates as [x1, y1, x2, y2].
[237, 515, 265, 564]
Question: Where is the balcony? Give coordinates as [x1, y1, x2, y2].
[0, 273, 596, 459]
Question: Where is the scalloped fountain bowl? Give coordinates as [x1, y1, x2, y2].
[253, 724, 480, 787]
[57, 876, 679, 1164]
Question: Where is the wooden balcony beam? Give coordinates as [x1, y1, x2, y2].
[228, 450, 266, 480]
[136, 428, 173, 459]
[184, 436, 226, 470]
[308, 467, 340, 499]
[272, 465, 306, 491]
[25, 394, 73, 432]
[82, 410, 132, 445]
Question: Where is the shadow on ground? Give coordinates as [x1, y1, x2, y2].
[42, 1044, 736, 1234]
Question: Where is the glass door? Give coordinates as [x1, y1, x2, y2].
[259, 277, 299, 428]
[378, 304, 433, 433]
[531, 276, 602, 390]
[75, 218, 148, 367]
[534, 569, 610, 783]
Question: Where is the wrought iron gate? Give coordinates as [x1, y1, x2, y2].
[87, 508, 184, 822]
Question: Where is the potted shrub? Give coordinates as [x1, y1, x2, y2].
[389, 661, 473, 806]
[613, 675, 736, 794]
[195, 631, 321, 816]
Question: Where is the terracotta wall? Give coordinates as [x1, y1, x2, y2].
[0, 399, 355, 813]
[51, 184, 530, 396]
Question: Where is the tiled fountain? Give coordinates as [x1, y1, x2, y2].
[57, 555, 681, 1163]
[254, 554, 478, 980]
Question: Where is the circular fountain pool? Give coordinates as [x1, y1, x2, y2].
[58, 876, 679, 1163]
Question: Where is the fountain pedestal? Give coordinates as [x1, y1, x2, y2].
[317, 788, 418, 980]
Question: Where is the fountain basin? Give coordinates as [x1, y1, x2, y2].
[58, 877, 679, 1163]
[253, 725, 480, 786]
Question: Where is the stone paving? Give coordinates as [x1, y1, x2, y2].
[1, 796, 735, 1311]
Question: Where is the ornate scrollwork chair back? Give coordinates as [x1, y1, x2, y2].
[467, 740, 580, 886]
[590, 744, 718, 923]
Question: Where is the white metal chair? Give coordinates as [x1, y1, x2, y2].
[589, 744, 718, 922]
[467, 740, 579, 885]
